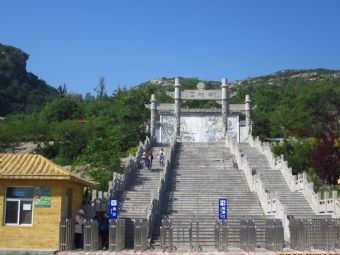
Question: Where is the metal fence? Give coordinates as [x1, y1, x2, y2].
[160, 219, 173, 252]
[84, 219, 99, 251]
[109, 219, 125, 252]
[265, 219, 284, 251]
[215, 219, 283, 252]
[59, 218, 74, 251]
[189, 218, 200, 251]
[290, 218, 340, 251]
[160, 220, 197, 252]
[134, 219, 148, 252]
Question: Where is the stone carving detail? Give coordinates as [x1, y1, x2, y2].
[197, 82, 206, 90]
[161, 116, 175, 141]
[160, 114, 237, 143]
[166, 90, 222, 100]
[206, 116, 223, 142]
[227, 116, 239, 142]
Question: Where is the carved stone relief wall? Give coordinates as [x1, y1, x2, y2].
[158, 112, 240, 143]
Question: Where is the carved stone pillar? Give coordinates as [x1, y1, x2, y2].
[221, 78, 229, 136]
[174, 78, 181, 138]
[245, 94, 252, 133]
[150, 94, 157, 138]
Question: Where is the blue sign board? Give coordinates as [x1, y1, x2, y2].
[219, 198, 227, 220]
[109, 198, 118, 220]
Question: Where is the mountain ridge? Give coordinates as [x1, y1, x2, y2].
[0, 43, 57, 116]
[140, 68, 340, 89]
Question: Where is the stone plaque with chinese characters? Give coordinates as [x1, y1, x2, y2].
[166, 90, 222, 100]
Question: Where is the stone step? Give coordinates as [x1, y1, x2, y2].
[239, 143, 316, 217]
[152, 142, 265, 246]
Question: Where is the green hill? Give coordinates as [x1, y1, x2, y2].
[231, 68, 340, 87]
[0, 43, 339, 189]
[0, 43, 57, 116]
[230, 69, 340, 138]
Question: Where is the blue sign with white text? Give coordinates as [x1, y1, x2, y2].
[219, 198, 227, 220]
[109, 198, 118, 220]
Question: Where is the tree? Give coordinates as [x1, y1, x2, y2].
[311, 126, 340, 186]
[83, 138, 123, 190]
[84, 92, 95, 101]
[272, 139, 316, 175]
[57, 83, 68, 98]
[0, 122, 21, 152]
[52, 121, 93, 164]
[40, 98, 82, 122]
[94, 76, 107, 98]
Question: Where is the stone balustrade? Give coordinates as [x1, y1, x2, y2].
[248, 134, 340, 218]
[108, 136, 155, 198]
[146, 137, 177, 241]
[226, 138, 285, 215]
[226, 137, 290, 240]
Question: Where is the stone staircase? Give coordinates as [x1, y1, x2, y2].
[153, 142, 265, 250]
[239, 143, 316, 217]
[118, 145, 168, 247]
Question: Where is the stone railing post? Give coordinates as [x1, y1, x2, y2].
[332, 190, 338, 212]
[324, 191, 329, 212]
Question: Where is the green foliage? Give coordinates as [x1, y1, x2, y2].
[0, 79, 160, 189]
[82, 138, 123, 190]
[2, 64, 340, 192]
[236, 78, 340, 138]
[272, 139, 316, 175]
[0, 114, 51, 152]
[41, 98, 82, 122]
[310, 128, 340, 186]
[0, 43, 57, 116]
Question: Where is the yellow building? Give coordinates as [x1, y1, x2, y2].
[0, 153, 94, 251]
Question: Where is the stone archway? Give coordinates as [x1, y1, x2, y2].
[147, 78, 252, 143]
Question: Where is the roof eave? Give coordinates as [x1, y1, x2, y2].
[0, 175, 96, 187]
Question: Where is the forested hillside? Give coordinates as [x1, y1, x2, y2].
[0, 43, 339, 191]
[230, 72, 340, 190]
[230, 75, 340, 138]
[0, 74, 219, 190]
[0, 44, 57, 116]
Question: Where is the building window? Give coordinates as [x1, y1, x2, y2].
[5, 187, 34, 225]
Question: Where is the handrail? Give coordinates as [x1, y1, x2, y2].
[108, 136, 156, 198]
[248, 134, 340, 218]
[226, 137, 289, 240]
[145, 137, 178, 245]
[227, 137, 273, 213]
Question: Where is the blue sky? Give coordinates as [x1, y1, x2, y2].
[1, 0, 340, 95]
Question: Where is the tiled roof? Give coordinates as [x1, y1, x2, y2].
[0, 153, 94, 187]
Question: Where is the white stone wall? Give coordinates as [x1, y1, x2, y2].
[239, 125, 247, 143]
[158, 112, 240, 143]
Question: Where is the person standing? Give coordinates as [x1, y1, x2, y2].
[96, 211, 110, 250]
[148, 151, 154, 170]
[74, 209, 85, 250]
[142, 152, 149, 169]
[158, 148, 165, 166]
